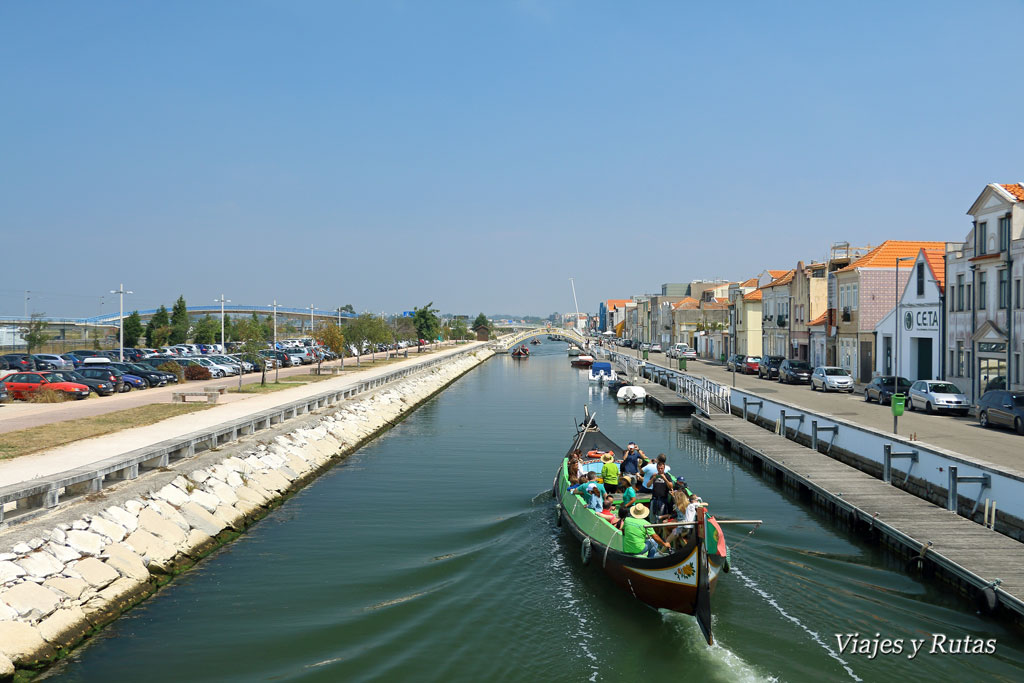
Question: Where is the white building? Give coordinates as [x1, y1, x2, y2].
[874, 248, 945, 382]
[945, 183, 1024, 400]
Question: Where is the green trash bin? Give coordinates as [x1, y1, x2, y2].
[891, 394, 906, 417]
[643, 350, 649, 360]
[679, 358, 685, 371]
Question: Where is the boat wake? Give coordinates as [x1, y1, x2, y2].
[731, 568, 862, 682]
[544, 529, 601, 681]
[661, 611, 778, 683]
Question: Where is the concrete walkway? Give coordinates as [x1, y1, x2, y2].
[0, 343, 485, 488]
[623, 348, 1024, 474]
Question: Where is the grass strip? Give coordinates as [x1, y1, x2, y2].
[0, 403, 215, 461]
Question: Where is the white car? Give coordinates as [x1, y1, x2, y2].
[651, 343, 663, 353]
[908, 380, 969, 416]
[680, 348, 697, 361]
[810, 366, 854, 392]
[192, 358, 230, 377]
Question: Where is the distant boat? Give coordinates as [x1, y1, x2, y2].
[617, 385, 647, 405]
[568, 347, 582, 357]
[530, 339, 542, 345]
[511, 345, 530, 358]
[588, 361, 616, 384]
[570, 355, 594, 368]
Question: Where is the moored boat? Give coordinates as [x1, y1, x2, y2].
[511, 345, 530, 358]
[553, 411, 744, 644]
[567, 347, 582, 357]
[588, 361, 616, 383]
[616, 385, 646, 405]
[530, 339, 542, 345]
[570, 354, 594, 368]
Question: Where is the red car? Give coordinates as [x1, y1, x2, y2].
[0, 371, 91, 400]
[741, 356, 762, 374]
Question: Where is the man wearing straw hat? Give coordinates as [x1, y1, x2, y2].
[622, 503, 672, 558]
[599, 452, 620, 494]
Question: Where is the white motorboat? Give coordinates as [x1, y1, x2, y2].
[616, 385, 647, 405]
[588, 361, 616, 384]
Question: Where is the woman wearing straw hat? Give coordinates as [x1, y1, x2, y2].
[621, 503, 671, 558]
[599, 452, 620, 494]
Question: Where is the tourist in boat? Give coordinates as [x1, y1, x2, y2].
[584, 484, 603, 512]
[568, 450, 582, 484]
[584, 471, 606, 498]
[664, 494, 701, 547]
[621, 442, 643, 479]
[622, 504, 671, 558]
[600, 453, 620, 494]
[620, 475, 637, 512]
[639, 454, 671, 493]
[649, 462, 673, 518]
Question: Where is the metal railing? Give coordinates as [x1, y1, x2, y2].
[0, 346, 484, 527]
[603, 349, 730, 417]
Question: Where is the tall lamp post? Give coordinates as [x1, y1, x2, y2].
[894, 256, 915, 433]
[110, 284, 133, 361]
[269, 300, 279, 383]
[215, 294, 231, 352]
[309, 304, 315, 336]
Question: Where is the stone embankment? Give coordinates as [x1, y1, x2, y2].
[0, 349, 493, 679]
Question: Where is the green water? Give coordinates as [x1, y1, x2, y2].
[43, 345, 1024, 682]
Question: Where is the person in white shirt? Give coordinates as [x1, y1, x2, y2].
[638, 453, 671, 493]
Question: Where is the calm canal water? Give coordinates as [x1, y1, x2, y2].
[45, 344, 1024, 682]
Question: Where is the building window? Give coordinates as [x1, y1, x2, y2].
[978, 222, 987, 255]
[916, 263, 925, 296]
[956, 341, 964, 376]
[950, 286, 956, 312]
[999, 216, 1011, 252]
[966, 284, 972, 310]
[957, 274, 964, 310]
[1016, 353, 1021, 386]
[950, 350, 955, 375]
[967, 350, 972, 378]
[1016, 279, 1022, 309]
[851, 284, 858, 310]
[999, 269, 1010, 309]
[979, 272, 987, 312]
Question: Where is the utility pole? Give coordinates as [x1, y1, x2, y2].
[270, 300, 279, 383]
[309, 304, 315, 336]
[215, 294, 231, 352]
[110, 283, 133, 361]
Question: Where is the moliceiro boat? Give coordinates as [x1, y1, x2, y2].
[511, 345, 530, 358]
[553, 410, 758, 645]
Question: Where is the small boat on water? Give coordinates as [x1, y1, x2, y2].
[511, 345, 530, 358]
[616, 385, 647, 405]
[588, 361, 616, 384]
[530, 339, 542, 345]
[567, 347, 582, 357]
[606, 377, 631, 395]
[553, 410, 753, 644]
[570, 354, 594, 368]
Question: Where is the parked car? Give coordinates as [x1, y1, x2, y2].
[92, 364, 146, 391]
[864, 376, 913, 405]
[650, 343, 663, 353]
[191, 358, 227, 378]
[49, 370, 116, 396]
[0, 371, 90, 400]
[107, 362, 167, 388]
[32, 354, 74, 370]
[726, 354, 744, 372]
[977, 390, 1024, 434]
[1, 354, 36, 372]
[0, 379, 7, 403]
[779, 359, 813, 384]
[810, 366, 855, 392]
[741, 356, 761, 375]
[639, 342, 651, 352]
[907, 381, 969, 416]
[681, 348, 697, 361]
[77, 367, 126, 393]
[758, 355, 784, 380]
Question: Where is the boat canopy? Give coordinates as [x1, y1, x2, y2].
[591, 362, 612, 373]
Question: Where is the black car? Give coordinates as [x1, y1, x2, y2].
[126, 361, 177, 384]
[758, 355, 784, 379]
[48, 370, 117, 396]
[1, 354, 36, 372]
[726, 354, 744, 372]
[977, 390, 1024, 434]
[779, 359, 813, 384]
[864, 376, 913, 405]
[77, 367, 126, 393]
[107, 362, 167, 388]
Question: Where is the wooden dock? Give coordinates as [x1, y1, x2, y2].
[692, 413, 1024, 619]
[641, 382, 695, 414]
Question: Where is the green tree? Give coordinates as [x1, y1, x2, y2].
[146, 305, 171, 347]
[413, 302, 440, 345]
[313, 322, 345, 374]
[233, 316, 267, 386]
[451, 318, 469, 342]
[193, 314, 218, 344]
[219, 314, 234, 343]
[21, 313, 51, 354]
[344, 314, 371, 366]
[339, 304, 355, 314]
[122, 311, 144, 347]
[170, 295, 189, 344]
[472, 313, 488, 330]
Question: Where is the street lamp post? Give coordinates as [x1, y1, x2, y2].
[894, 256, 915, 433]
[270, 300, 279, 383]
[309, 304, 315, 336]
[24, 291, 30, 319]
[215, 294, 231, 352]
[110, 284, 133, 361]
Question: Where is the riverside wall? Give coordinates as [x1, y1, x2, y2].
[0, 348, 493, 679]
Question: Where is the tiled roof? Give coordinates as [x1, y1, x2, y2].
[740, 277, 759, 288]
[763, 269, 795, 287]
[701, 301, 729, 310]
[767, 270, 789, 278]
[713, 297, 729, 303]
[743, 289, 763, 302]
[808, 311, 828, 326]
[1000, 183, 1024, 202]
[835, 240, 945, 273]
[922, 248, 945, 292]
[606, 299, 632, 310]
[671, 297, 699, 310]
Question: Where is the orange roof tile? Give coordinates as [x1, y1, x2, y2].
[742, 289, 763, 302]
[763, 269, 795, 287]
[740, 277, 759, 288]
[606, 299, 632, 311]
[767, 270, 789, 278]
[921, 248, 945, 292]
[701, 301, 729, 310]
[835, 240, 945, 273]
[671, 297, 699, 310]
[808, 311, 828, 326]
[1001, 183, 1024, 202]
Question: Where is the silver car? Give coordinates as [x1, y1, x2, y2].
[811, 366, 854, 392]
[908, 380, 969, 416]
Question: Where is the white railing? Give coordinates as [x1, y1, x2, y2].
[603, 350, 730, 417]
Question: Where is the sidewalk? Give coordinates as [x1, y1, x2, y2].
[0, 343, 485, 488]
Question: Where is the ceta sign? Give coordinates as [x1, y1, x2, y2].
[903, 310, 938, 331]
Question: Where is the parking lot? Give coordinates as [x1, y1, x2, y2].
[619, 347, 1024, 474]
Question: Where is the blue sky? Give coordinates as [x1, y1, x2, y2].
[3, 1, 1023, 318]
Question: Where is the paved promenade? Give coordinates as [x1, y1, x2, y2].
[0, 343, 485, 489]
[624, 349, 1024, 474]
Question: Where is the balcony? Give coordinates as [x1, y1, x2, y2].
[841, 307, 851, 322]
